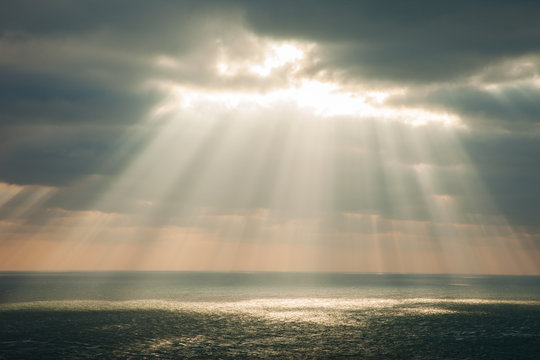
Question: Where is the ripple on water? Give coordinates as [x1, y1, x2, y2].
[1, 298, 539, 359]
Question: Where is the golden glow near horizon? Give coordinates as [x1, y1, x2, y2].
[0, 32, 538, 275]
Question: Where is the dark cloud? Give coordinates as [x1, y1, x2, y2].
[0, 68, 160, 126]
[3, 0, 540, 86]
[241, 0, 540, 83]
[0, 0, 235, 54]
[388, 84, 540, 131]
[0, 63, 159, 186]
[0, 1, 199, 186]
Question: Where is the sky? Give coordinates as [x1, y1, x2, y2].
[0, 0, 539, 274]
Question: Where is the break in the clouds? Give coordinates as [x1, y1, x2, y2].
[0, 1, 539, 273]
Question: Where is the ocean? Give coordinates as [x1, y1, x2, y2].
[0, 272, 539, 359]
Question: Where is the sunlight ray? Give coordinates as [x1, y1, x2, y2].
[4, 33, 535, 274]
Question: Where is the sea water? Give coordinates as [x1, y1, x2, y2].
[1, 272, 539, 359]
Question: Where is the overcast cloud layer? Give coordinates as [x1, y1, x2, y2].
[0, 1, 539, 273]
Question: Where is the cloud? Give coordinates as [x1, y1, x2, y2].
[0, 1, 236, 52]
[240, 0, 540, 84]
[0, 69, 160, 126]
[0, 0, 539, 273]
[0, 1, 313, 188]
[388, 83, 540, 132]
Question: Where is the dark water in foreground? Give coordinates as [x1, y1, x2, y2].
[0, 272, 539, 359]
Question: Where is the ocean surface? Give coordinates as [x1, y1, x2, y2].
[0, 272, 539, 359]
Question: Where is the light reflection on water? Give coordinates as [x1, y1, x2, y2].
[2, 297, 539, 359]
[1, 273, 539, 359]
[2, 297, 539, 325]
